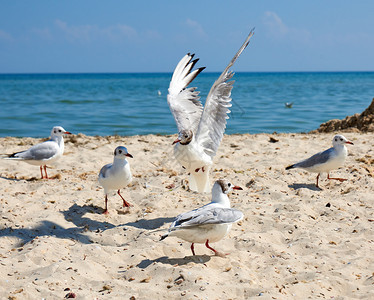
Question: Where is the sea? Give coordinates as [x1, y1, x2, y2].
[0, 72, 373, 138]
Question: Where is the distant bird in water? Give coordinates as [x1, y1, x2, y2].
[284, 102, 293, 108]
[285, 134, 354, 188]
[157, 90, 162, 96]
[3, 126, 71, 179]
[98, 146, 133, 214]
[160, 179, 243, 257]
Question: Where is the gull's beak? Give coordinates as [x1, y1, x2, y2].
[126, 153, 133, 158]
[346, 141, 354, 145]
[172, 138, 180, 145]
[233, 186, 243, 190]
[64, 131, 72, 135]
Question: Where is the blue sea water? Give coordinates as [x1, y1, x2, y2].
[0, 72, 373, 138]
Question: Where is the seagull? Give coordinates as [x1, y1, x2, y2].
[160, 179, 243, 257]
[98, 146, 133, 214]
[167, 29, 254, 193]
[4, 126, 71, 179]
[285, 134, 354, 188]
[285, 102, 293, 108]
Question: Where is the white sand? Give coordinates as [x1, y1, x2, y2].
[0, 132, 373, 299]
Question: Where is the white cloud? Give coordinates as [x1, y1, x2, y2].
[115, 24, 137, 38]
[185, 18, 207, 37]
[263, 11, 289, 36]
[262, 11, 311, 43]
[54, 19, 138, 43]
[55, 19, 94, 42]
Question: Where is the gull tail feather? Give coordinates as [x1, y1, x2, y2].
[2, 152, 21, 159]
[160, 233, 168, 241]
[285, 164, 295, 170]
[189, 170, 210, 193]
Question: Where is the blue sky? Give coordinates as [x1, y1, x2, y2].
[1, 0, 373, 73]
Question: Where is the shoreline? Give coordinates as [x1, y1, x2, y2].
[1, 132, 373, 299]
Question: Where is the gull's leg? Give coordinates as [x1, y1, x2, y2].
[316, 173, 320, 188]
[327, 173, 347, 182]
[117, 189, 131, 207]
[40, 166, 44, 179]
[205, 240, 227, 257]
[43, 165, 49, 179]
[103, 195, 109, 214]
[191, 243, 196, 256]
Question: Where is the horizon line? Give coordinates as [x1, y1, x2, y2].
[1, 70, 374, 75]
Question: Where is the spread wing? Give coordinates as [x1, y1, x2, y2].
[7, 140, 59, 161]
[167, 53, 205, 134]
[195, 29, 254, 158]
[169, 207, 243, 232]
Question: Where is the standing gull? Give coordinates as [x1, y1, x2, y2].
[167, 29, 254, 193]
[98, 146, 133, 214]
[4, 126, 71, 179]
[286, 134, 354, 188]
[160, 179, 243, 257]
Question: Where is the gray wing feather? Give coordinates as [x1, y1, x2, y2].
[170, 207, 243, 231]
[195, 29, 254, 157]
[294, 148, 334, 168]
[99, 163, 112, 179]
[11, 140, 59, 161]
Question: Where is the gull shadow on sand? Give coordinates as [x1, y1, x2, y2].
[289, 183, 321, 191]
[123, 217, 175, 230]
[0, 220, 92, 248]
[61, 203, 116, 231]
[136, 255, 211, 269]
[0, 203, 119, 248]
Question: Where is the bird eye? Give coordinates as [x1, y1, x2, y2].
[59, 130, 62, 132]
[340, 138, 343, 141]
[228, 183, 231, 187]
[118, 150, 122, 154]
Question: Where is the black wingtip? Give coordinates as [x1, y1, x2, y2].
[187, 53, 195, 59]
[160, 234, 168, 241]
[183, 66, 206, 88]
[190, 58, 200, 70]
[8, 152, 20, 158]
[285, 165, 294, 170]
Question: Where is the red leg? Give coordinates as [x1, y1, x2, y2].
[191, 243, 196, 256]
[117, 190, 131, 207]
[205, 240, 218, 254]
[40, 166, 44, 179]
[205, 240, 227, 257]
[316, 173, 320, 188]
[327, 173, 347, 182]
[103, 195, 109, 214]
[43, 165, 49, 179]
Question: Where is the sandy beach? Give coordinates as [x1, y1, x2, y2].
[0, 132, 373, 299]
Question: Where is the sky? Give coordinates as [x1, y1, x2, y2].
[0, 0, 374, 73]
